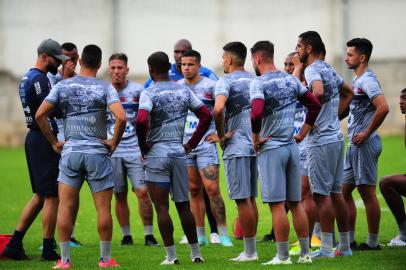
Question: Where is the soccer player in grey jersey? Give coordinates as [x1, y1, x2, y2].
[213, 42, 258, 261]
[380, 88, 406, 247]
[46, 42, 83, 248]
[36, 45, 126, 268]
[136, 51, 212, 265]
[296, 31, 354, 258]
[342, 38, 389, 250]
[179, 50, 233, 247]
[250, 41, 321, 265]
[107, 53, 159, 247]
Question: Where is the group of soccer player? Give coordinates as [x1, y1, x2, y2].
[2, 29, 406, 268]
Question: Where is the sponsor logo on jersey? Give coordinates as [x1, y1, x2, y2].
[34, 82, 42, 95]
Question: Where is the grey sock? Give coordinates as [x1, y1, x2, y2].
[196, 227, 206, 238]
[60, 241, 70, 263]
[121, 225, 131, 236]
[144, 225, 153, 236]
[100, 241, 111, 261]
[313, 222, 321, 238]
[398, 220, 406, 241]
[164, 245, 177, 261]
[299, 237, 310, 256]
[243, 236, 256, 256]
[71, 227, 75, 238]
[349, 231, 355, 243]
[367, 233, 379, 247]
[189, 243, 201, 259]
[338, 231, 350, 251]
[321, 232, 333, 254]
[219, 226, 228, 236]
[276, 241, 290, 261]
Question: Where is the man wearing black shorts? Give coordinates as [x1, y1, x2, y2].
[2, 39, 68, 260]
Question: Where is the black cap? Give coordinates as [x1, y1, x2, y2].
[37, 39, 70, 61]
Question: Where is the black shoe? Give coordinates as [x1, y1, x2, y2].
[358, 242, 381, 251]
[259, 233, 275, 242]
[145, 235, 160, 246]
[69, 237, 82, 247]
[41, 249, 60, 261]
[121, 235, 133, 245]
[192, 256, 204, 263]
[350, 241, 358, 250]
[2, 244, 29, 260]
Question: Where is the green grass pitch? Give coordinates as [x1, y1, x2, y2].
[0, 136, 405, 269]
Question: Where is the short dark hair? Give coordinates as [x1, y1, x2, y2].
[288, 52, 296, 57]
[81, 44, 102, 69]
[250, 41, 274, 59]
[109, 53, 128, 64]
[61, 42, 77, 52]
[401, 88, 406, 96]
[182, 49, 201, 63]
[346, 38, 373, 61]
[148, 51, 171, 73]
[298, 31, 324, 55]
[321, 42, 326, 56]
[223, 41, 247, 66]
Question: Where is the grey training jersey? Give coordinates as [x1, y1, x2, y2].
[250, 71, 308, 152]
[304, 60, 344, 146]
[178, 77, 216, 145]
[347, 69, 382, 145]
[215, 70, 255, 159]
[139, 81, 203, 158]
[45, 76, 120, 156]
[107, 81, 143, 157]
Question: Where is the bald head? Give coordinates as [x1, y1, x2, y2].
[174, 39, 193, 68]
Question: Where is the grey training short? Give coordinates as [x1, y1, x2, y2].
[111, 156, 146, 194]
[186, 141, 219, 170]
[223, 156, 258, 200]
[258, 143, 301, 203]
[58, 152, 114, 193]
[143, 156, 189, 202]
[343, 135, 382, 186]
[308, 141, 344, 195]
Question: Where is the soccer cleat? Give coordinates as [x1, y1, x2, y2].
[144, 235, 160, 246]
[350, 241, 358, 250]
[259, 233, 275, 242]
[198, 236, 209, 246]
[220, 235, 233, 247]
[98, 258, 120, 268]
[334, 248, 353, 257]
[289, 244, 300, 256]
[2, 244, 29, 260]
[230, 252, 258, 262]
[160, 257, 180, 265]
[311, 249, 334, 259]
[69, 238, 82, 248]
[357, 243, 381, 251]
[179, 235, 188, 244]
[52, 259, 72, 269]
[262, 256, 292, 265]
[297, 254, 312, 264]
[388, 235, 406, 247]
[120, 235, 133, 246]
[311, 235, 321, 248]
[191, 256, 204, 263]
[210, 233, 221, 244]
[41, 249, 61, 261]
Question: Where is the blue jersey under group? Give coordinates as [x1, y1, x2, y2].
[144, 63, 218, 88]
[19, 68, 57, 132]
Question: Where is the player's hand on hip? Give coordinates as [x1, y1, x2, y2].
[205, 133, 220, 143]
[52, 141, 65, 155]
[102, 139, 117, 155]
[352, 130, 369, 146]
